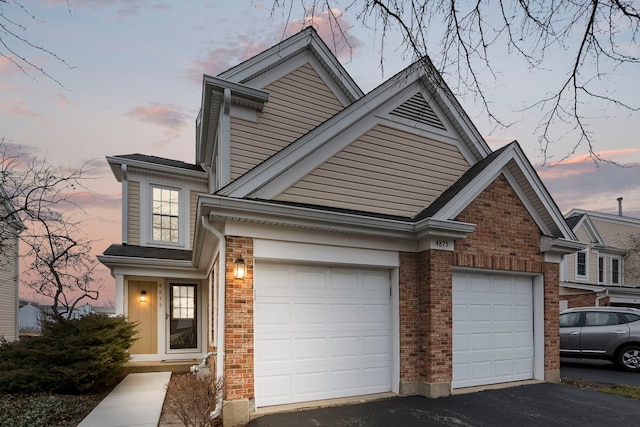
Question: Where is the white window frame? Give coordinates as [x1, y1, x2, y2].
[146, 182, 186, 248]
[576, 251, 588, 280]
[611, 257, 622, 286]
[598, 255, 605, 285]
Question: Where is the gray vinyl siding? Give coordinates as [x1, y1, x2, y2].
[275, 124, 469, 217]
[0, 229, 19, 341]
[127, 181, 141, 246]
[230, 63, 344, 179]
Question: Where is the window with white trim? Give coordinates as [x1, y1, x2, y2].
[576, 251, 587, 279]
[598, 256, 605, 284]
[152, 186, 180, 243]
[612, 258, 621, 285]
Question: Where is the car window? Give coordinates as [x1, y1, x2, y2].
[584, 312, 622, 326]
[560, 312, 581, 327]
[621, 313, 640, 323]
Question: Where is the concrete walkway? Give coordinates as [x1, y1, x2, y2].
[78, 371, 172, 427]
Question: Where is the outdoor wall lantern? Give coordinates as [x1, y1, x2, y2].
[234, 256, 246, 279]
[139, 289, 148, 303]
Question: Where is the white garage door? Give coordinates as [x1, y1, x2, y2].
[255, 262, 392, 407]
[452, 271, 534, 389]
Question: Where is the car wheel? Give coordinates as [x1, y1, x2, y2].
[617, 345, 640, 372]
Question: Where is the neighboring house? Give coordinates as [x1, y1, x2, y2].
[18, 302, 44, 333]
[18, 302, 116, 333]
[99, 28, 583, 425]
[561, 207, 640, 309]
[0, 187, 25, 341]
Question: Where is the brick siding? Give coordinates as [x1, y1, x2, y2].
[224, 236, 254, 401]
[398, 174, 560, 387]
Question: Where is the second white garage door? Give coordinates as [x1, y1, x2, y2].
[452, 271, 534, 389]
[254, 262, 392, 407]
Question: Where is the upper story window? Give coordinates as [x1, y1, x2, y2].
[612, 258, 621, 285]
[152, 186, 180, 243]
[598, 256, 604, 284]
[576, 251, 587, 278]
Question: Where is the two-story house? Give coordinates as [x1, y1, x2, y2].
[99, 28, 583, 426]
[0, 187, 25, 341]
[561, 206, 640, 309]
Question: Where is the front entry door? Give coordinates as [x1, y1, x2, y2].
[168, 284, 198, 350]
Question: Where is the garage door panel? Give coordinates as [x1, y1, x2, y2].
[256, 263, 392, 407]
[453, 272, 534, 389]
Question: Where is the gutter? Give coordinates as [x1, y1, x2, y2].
[200, 216, 226, 420]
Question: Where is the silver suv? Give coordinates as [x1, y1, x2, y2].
[560, 306, 640, 371]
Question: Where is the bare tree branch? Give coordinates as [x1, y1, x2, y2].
[270, 0, 640, 163]
[0, 137, 101, 320]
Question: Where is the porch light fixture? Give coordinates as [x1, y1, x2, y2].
[234, 256, 246, 279]
[139, 290, 148, 303]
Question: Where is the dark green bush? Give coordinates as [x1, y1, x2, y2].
[0, 314, 137, 394]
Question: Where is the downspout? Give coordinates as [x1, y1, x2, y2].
[596, 289, 609, 307]
[121, 164, 128, 244]
[200, 216, 225, 419]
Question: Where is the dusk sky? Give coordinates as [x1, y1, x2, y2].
[2, 1, 639, 305]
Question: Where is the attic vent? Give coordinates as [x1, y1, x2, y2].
[390, 93, 446, 131]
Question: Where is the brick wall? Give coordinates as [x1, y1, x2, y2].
[544, 263, 560, 373]
[399, 252, 420, 382]
[224, 236, 254, 401]
[454, 175, 544, 273]
[420, 249, 453, 383]
[562, 293, 602, 308]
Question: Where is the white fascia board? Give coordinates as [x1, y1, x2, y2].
[567, 209, 640, 227]
[577, 216, 606, 244]
[97, 255, 195, 271]
[202, 195, 414, 238]
[417, 65, 491, 159]
[432, 146, 515, 221]
[218, 29, 363, 101]
[414, 218, 476, 239]
[540, 236, 587, 255]
[199, 195, 475, 243]
[505, 146, 577, 239]
[433, 144, 575, 240]
[203, 75, 269, 104]
[106, 156, 207, 182]
[560, 281, 605, 292]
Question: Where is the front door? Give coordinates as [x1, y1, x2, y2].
[168, 284, 198, 351]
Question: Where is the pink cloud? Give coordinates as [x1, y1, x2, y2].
[186, 7, 363, 84]
[282, 7, 364, 61]
[125, 103, 188, 135]
[535, 155, 640, 216]
[0, 97, 44, 118]
[186, 38, 272, 84]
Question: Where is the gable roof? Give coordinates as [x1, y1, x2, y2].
[0, 186, 26, 232]
[217, 57, 492, 199]
[196, 27, 364, 167]
[415, 141, 575, 239]
[218, 27, 363, 102]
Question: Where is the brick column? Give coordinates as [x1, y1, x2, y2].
[223, 236, 254, 415]
[543, 261, 560, 382]
[420, 249, 453, 393]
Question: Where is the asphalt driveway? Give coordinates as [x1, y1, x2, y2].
[246, 383, 640, 427]
[561, 357, 640, 386]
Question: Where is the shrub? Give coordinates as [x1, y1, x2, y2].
[163, 372, 222, 427]
[0, 314, 137, 394]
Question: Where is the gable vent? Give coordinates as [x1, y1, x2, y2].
[389, 93, 447, 131]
